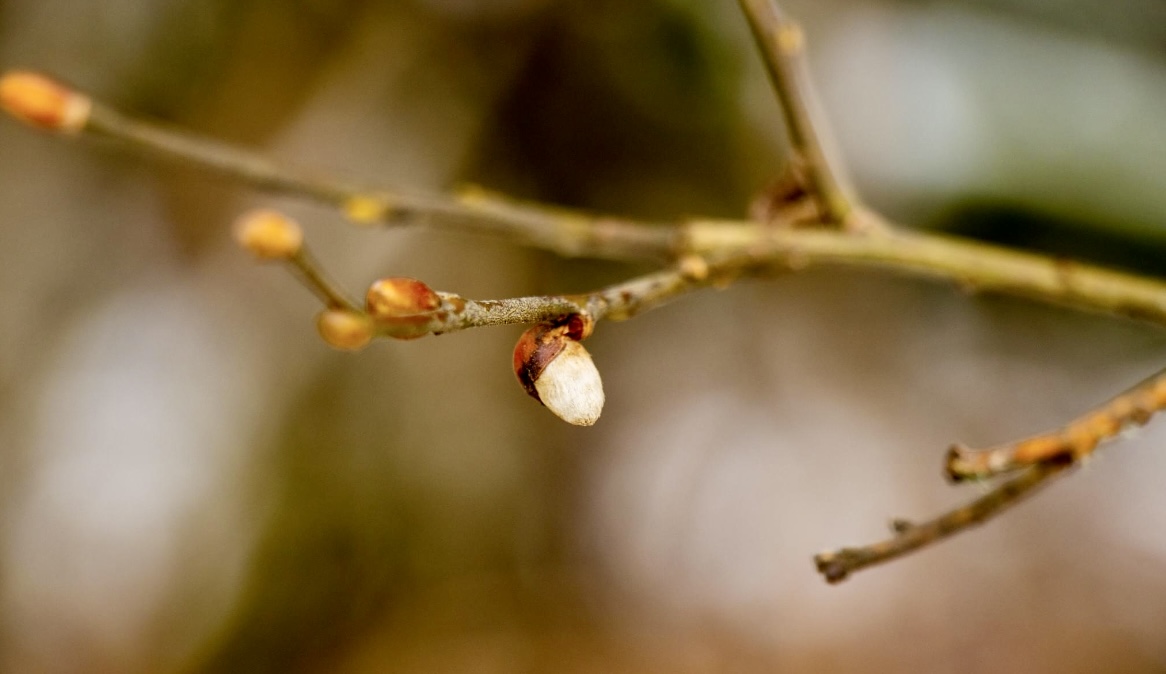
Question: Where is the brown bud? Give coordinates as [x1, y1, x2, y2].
[316, 309, 373, 351]
[0, 71, 91, 133]
[365, 277, 440, 319]
[513, 321, 604, 426]
[233, 209, 303, 260]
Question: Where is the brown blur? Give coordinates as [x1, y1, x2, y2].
[2, 1, 1166, 672]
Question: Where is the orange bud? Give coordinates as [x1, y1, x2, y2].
[365, 277, 440, 318]
[0, 71, 91, 133]
[316, 309, 373, 351]
[514, 321, 604, 426]
[233, 209, 304, 260]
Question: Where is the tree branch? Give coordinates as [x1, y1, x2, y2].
[945, 367, 1166, 481]
[6, 73, 1166, 331]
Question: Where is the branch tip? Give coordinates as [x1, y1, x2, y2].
[316, 309, 374, 351]
[0, 70, 91, 133]
[234, 209, 304, 260]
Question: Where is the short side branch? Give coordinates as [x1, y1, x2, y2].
[815, 462, 1069, 583]
[946, 367, 1166, 481]
[737, 0, 853, 224]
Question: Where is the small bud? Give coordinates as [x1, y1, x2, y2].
[513, 322, 604, 426]
[342, 195, 393, 225]
[366, 277, 440, 318]
[316, 309, 373, 351]
[0, 71, 91, 133]
[234, 209, 303, 260]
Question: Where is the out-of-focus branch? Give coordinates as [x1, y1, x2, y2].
[737, 0, 854, 225]
[814, 462, 1070, 583]
[816, 367, 1166, 582]
[945, 367, 1166, 481]
[6, 72, 1166, 331]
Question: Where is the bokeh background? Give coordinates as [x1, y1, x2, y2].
[3, 0, 1166, 672]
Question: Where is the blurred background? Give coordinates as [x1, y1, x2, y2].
[2, 0, 1166, 671]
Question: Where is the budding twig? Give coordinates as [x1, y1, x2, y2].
[363, 254, 752, 340]
[7, 72, 1165, 333]
[814, 462, 1070, 584]
[815, 366, 1166, 583]
[945, 367, 1166, 481]
[233, 210, 358, 312]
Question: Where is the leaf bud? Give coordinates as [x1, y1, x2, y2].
[0, 70, 91, 133]
[365, 277, 441, 319]
[316, 309, 373, 351]
[513, 321, 604, 426]
[234, 209, 304, 260]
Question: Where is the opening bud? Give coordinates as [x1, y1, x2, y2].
[0, 71, 91, 133]
[513, 319, 604, 426]
[316, 309, 373, 351]
[234, 209, 304, 260]
[366, 277, 441, 318]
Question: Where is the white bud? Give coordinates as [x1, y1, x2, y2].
[533, 339, 604, 426]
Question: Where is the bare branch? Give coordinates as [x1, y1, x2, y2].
[946, 367, 1166, 481]
[814, 462, 1070, 583]
[737, 0, 854, 225]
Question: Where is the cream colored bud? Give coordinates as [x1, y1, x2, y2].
[234, 209, 303, 260]
[534, 339, 604, 426]
[513, 322, 604, 426]
[316, 309, 373, 351]
[0, 70, 91, 133]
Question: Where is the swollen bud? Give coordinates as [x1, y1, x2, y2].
[316, 309, 373, 351]
[233, 209, 304, 260]
[0, 70, 91, 133]
[365, 277, 440, 318]
[513, 320, 604, 426]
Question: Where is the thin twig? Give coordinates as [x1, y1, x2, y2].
[367, 254, 753, 339]
[737, 0, 853, 224]
[818, 367, 1166, 582]
[946, 367, 1166, 481]
[285, 248, 360, 312]
[814, 462, 1070, 583]
[83, 102, 679, 263]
